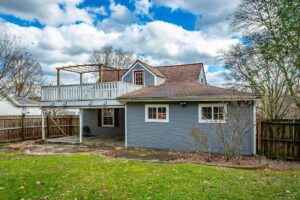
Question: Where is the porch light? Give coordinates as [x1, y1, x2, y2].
[180, 102, 187, 107]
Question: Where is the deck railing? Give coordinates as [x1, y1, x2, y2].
[42, 81, 142, 101]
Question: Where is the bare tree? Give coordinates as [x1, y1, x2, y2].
[231, 0, 300, 108]
[9, 48, 43, 97]
[0, 34, 43, 97]
[193, 101, 255, 161]
[222, 43, 290, 120]
[188, 127, 211, 161]
[89, 45, 145, 69]
[0, 34, 17, 93]
[214, 101, 254, 161]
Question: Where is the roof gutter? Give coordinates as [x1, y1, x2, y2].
[118, 96, 260, 102]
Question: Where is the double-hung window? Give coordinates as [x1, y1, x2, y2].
[145, 104, 169, 122]
[134, 70, 144, 85]
[199, 104, 227, 123]
[102, 108, 114, 127]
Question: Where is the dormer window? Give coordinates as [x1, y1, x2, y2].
[134, 70, 144, 85]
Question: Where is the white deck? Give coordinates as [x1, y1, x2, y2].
[41, 81, 142, 107]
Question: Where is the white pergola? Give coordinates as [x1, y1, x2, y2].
[41, 63, 123, 143]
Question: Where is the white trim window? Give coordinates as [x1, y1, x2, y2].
[145, 104, 169, 122]
[102, 108, 114, 127]
[198, 104, 227, 123]
[133, 70, 144, 85]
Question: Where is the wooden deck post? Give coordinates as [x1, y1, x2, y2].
[98, 64, 102, 83]
[42, 110, 45, 140]
[57, 68, 61, 100]
[80, 73, 83, 85]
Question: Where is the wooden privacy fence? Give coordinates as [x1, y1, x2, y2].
[257, 120, 300, 160]
[0, 115, 79, 143]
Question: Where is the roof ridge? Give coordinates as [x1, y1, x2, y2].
[155, 63, 203, 68]
[136, 60, 165, 78]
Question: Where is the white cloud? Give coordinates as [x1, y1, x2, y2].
[152, 0, 241, 37]
[85, 6, 107, 16]
[0, 18, 237, 85]
[134, 0, 152, 16]
[0, 0, 92, 26]
[117, 21, 238, 65]
[206, 69, 231, 87]
[98, 2, 134, 32]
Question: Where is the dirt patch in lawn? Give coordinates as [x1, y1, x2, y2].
[103, 147, 300, 170]
[0, 140, 100, 155]
[1, 140, 299, 170]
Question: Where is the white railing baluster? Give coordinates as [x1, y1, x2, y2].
[41, 81, 143, 101]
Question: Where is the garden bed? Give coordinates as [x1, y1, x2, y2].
[102, 147, 270, 169]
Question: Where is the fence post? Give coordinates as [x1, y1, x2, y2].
[257, 119, 261, 155]
[21, 114, 25, 140]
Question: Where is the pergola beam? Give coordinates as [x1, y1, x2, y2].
[55, 63, 123, 85]
[56, 64, 120, 74]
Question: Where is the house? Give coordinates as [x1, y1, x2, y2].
[41, 60, 257, 155]
[0, 92, 41, 116]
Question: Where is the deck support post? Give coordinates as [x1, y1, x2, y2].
[42, 110, 45, 141]
[79, 109, 83, 143]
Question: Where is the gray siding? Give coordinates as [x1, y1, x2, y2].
[126, 102, 254, 155]
[82, 108, 125, 137]
[122, 63, 156, 86]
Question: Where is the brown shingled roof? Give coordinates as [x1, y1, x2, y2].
[118, 81, 255, 100]
[135, 60, 165, 78]
[156, 63, 203, 82]
[103, 61, 204, 82]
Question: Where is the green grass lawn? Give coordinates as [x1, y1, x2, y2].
[0, 152, 299, 200]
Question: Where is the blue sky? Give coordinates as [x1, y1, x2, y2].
[0, 0, 241, 85]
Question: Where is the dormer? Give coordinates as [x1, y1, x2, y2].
[122, 60, 166, 86]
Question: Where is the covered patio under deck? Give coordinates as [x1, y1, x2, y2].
[45, 135, 124, 147]
[41, 63, 132, 147]
[42, 107, 126, 146]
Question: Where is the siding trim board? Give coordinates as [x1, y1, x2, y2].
[125, 104, 128, 147]
[252, 100, 257, 154]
